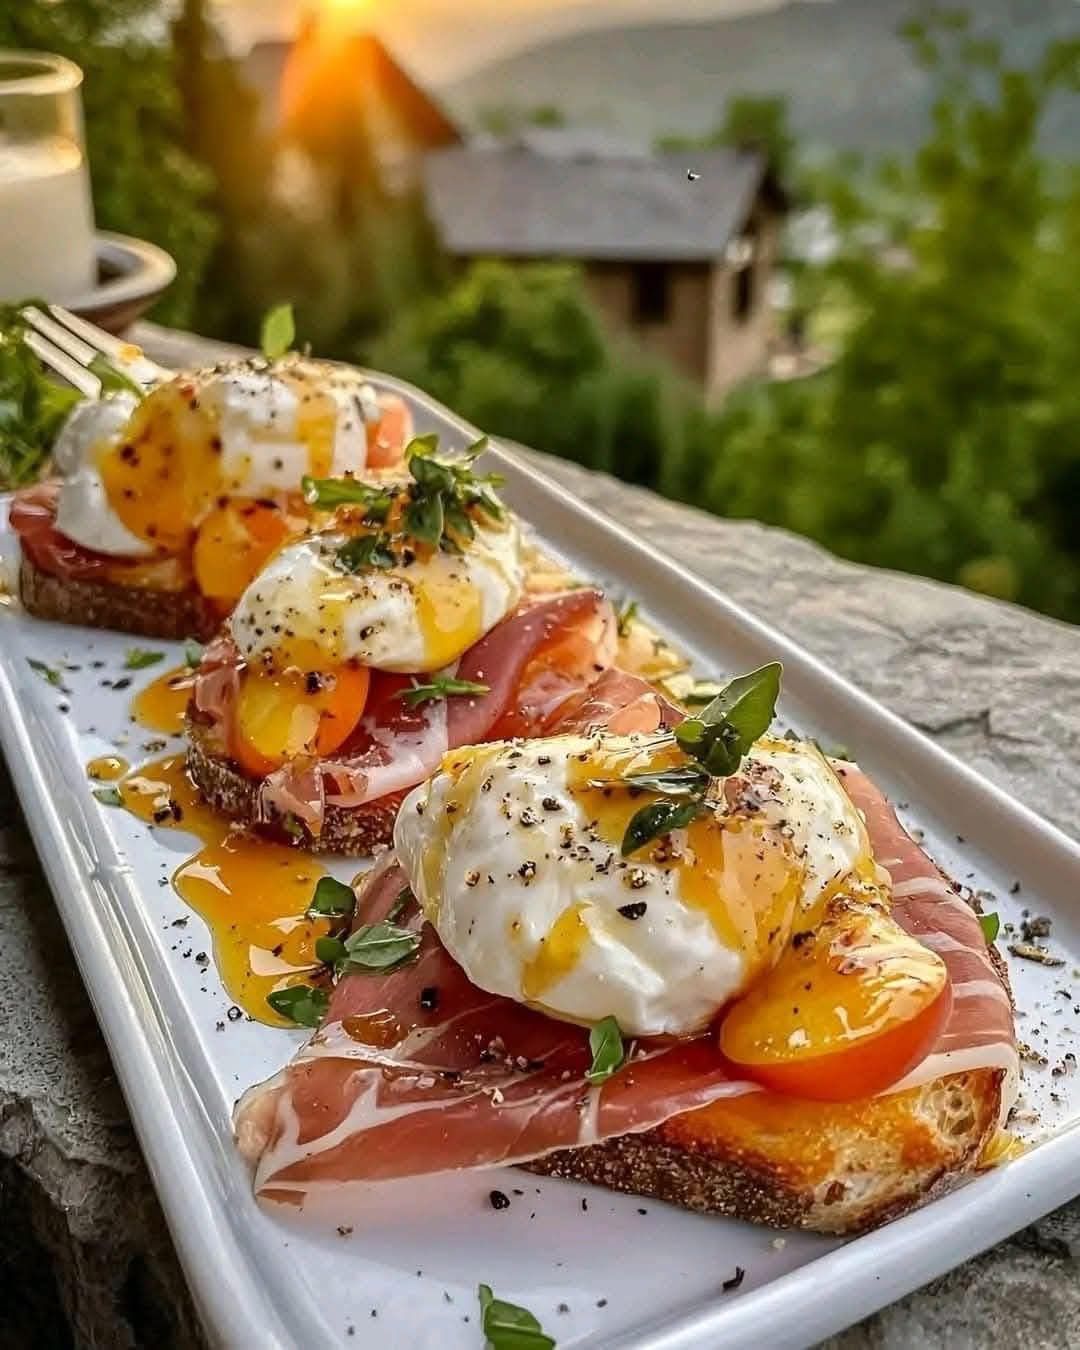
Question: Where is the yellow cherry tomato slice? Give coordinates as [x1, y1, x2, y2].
[719, 882, 950, 1101]
[232, 664, 370, 778]
[366, 394, 412, 468]
[193, 500, 296, 610]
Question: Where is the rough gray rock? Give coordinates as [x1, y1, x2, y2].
[0, 324, 1076, 1348]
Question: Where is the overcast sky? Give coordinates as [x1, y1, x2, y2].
[215, 0, 826, 84]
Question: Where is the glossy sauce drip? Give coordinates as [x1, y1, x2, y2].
[86, 754, 129, 781]
[342, 1009, 405, 1048]
[566, 738, 804, 970]
[131, 666, 196, 735]
[413, 554, 484, 669]
[118, 754, 330, 1026]
[521, 901, 591, 1001]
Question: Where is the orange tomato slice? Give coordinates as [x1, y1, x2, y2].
[719, 882, 950, 1101]
[193, 501, 297, 610]
[366, 394, 413, 468]
[232, 664, 370, 778]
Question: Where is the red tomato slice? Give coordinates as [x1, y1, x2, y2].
[365, 394, 413, 468]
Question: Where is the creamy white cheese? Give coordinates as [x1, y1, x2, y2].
[395, 735, 873, 1038]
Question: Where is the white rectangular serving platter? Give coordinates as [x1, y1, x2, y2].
[1, 369, 1079, 1350]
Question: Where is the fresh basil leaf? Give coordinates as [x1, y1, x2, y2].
[342, 920, 421, 971]
[586, 1015, 626, 1085]
[409, 451, 455, 494]
[404, 491, 444, 546]
[266, 984, 329, 1028]
[400, 676, 491, 708]
[335, 532, 395, 572]
[260, 302, 295, 361]
[0, 311, 82, 486]
[124, 647, 164, 671]
[184, 640, 204, 669]
[404, 432, 440, 460]
[302, 474, 386, 509]
[315, 935, 349, 966]
[385, 885, 414, 924]
[461, 435, 490, 463]
[616, 598, 639, 638]
[92, 786, 123, 807]
[622, 797, 705, 856]
[477, 1284, 554, 1350]
[443, 498, 476, 542]
[619, 765, 711, 797]
[980, 911, 1000, 943]
[675, 662, 782, 776]
[27, 657, 63, 687]
[469, 486, 504, 520]
[88, 352, 145, 400]
[306, 876, 356, 920]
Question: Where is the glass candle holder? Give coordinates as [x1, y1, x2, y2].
[0, 50, 96, 304]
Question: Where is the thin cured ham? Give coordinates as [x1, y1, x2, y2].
[192, 589, 618, 834]
[235, 703, 1017, 1199]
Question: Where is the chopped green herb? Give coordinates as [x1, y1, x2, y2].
[315, 935, 349, 966]
[674, 662, 782, 777]
[92, 786, 123, 807]
[386, 886, 415, 924]
[400, 676, 491, 708]
[335, 532, 395, 573]
[266, 984, 329, 1028]
[88, 352, 145, 400]
[477, 1284, 555, 1350]
[26, 657, 63, 687]
[124, 647, 164, 671]
[586, 1015, 625, 1085]
[980, 911, 1001, 943]
[184, 640, 204, 669]
[281, 813, 306, 842]
[306, 876, 357, 920]
[622, 797, 705, 856]
[619, 765, 711, 797]
[301, 474, 393, 511]
[404, 490, 444, 546]
[341, 920, 421, 972]
[260, 302, 295, 361]
[616, 598, 639, 638]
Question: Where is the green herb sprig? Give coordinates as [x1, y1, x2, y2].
[477, 1285, 555, 1350]
[585, 1015, 625, 1085]
[400, 676, 491, 708]
[266, 984, 329, 1028]
[124, 648, 164, 671]
[980, 911, 1000, 943]
[306, 876, 357, 920]
[0, 304, 81, 487]
[620, 662, 782, 856]
[260, 303, 295, 361]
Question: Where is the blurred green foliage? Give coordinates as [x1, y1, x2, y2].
[657, 95, 796, 181]
[5, 5, 1080, 623]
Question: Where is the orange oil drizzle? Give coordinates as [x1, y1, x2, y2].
[119, 753, 331, 1026]
[86, 755, 130, 781]
[131, 666, 196, 735]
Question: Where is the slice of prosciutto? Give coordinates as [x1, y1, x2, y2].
[235, 713, 1017, 1199]
[193, 588, 617, 834]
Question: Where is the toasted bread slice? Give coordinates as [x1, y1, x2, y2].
[528, 1067, 1003, 1234]
[19, 555, 219, 642]
[185, 716, 399, 855]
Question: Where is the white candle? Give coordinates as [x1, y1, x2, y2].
[0, 136, 96, 303]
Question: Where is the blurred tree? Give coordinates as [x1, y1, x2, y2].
[369, 261, 685, 488]
[0, 1, 217, 326]
[681, 13, 1080, 619]
[475, 103, 568, 137]
[658, 95, 795, 181]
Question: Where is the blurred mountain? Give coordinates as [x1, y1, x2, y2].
[444, 0, 1080, 157]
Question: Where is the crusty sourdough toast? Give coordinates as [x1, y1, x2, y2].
[528, 1066, 1004, 1235]
[186, 715, 399, 855]
[19, 555, 220, 642]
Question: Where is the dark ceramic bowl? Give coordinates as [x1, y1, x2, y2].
[65, 232, 177, 334]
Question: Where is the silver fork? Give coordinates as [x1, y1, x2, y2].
[18, 303, 170, 398]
